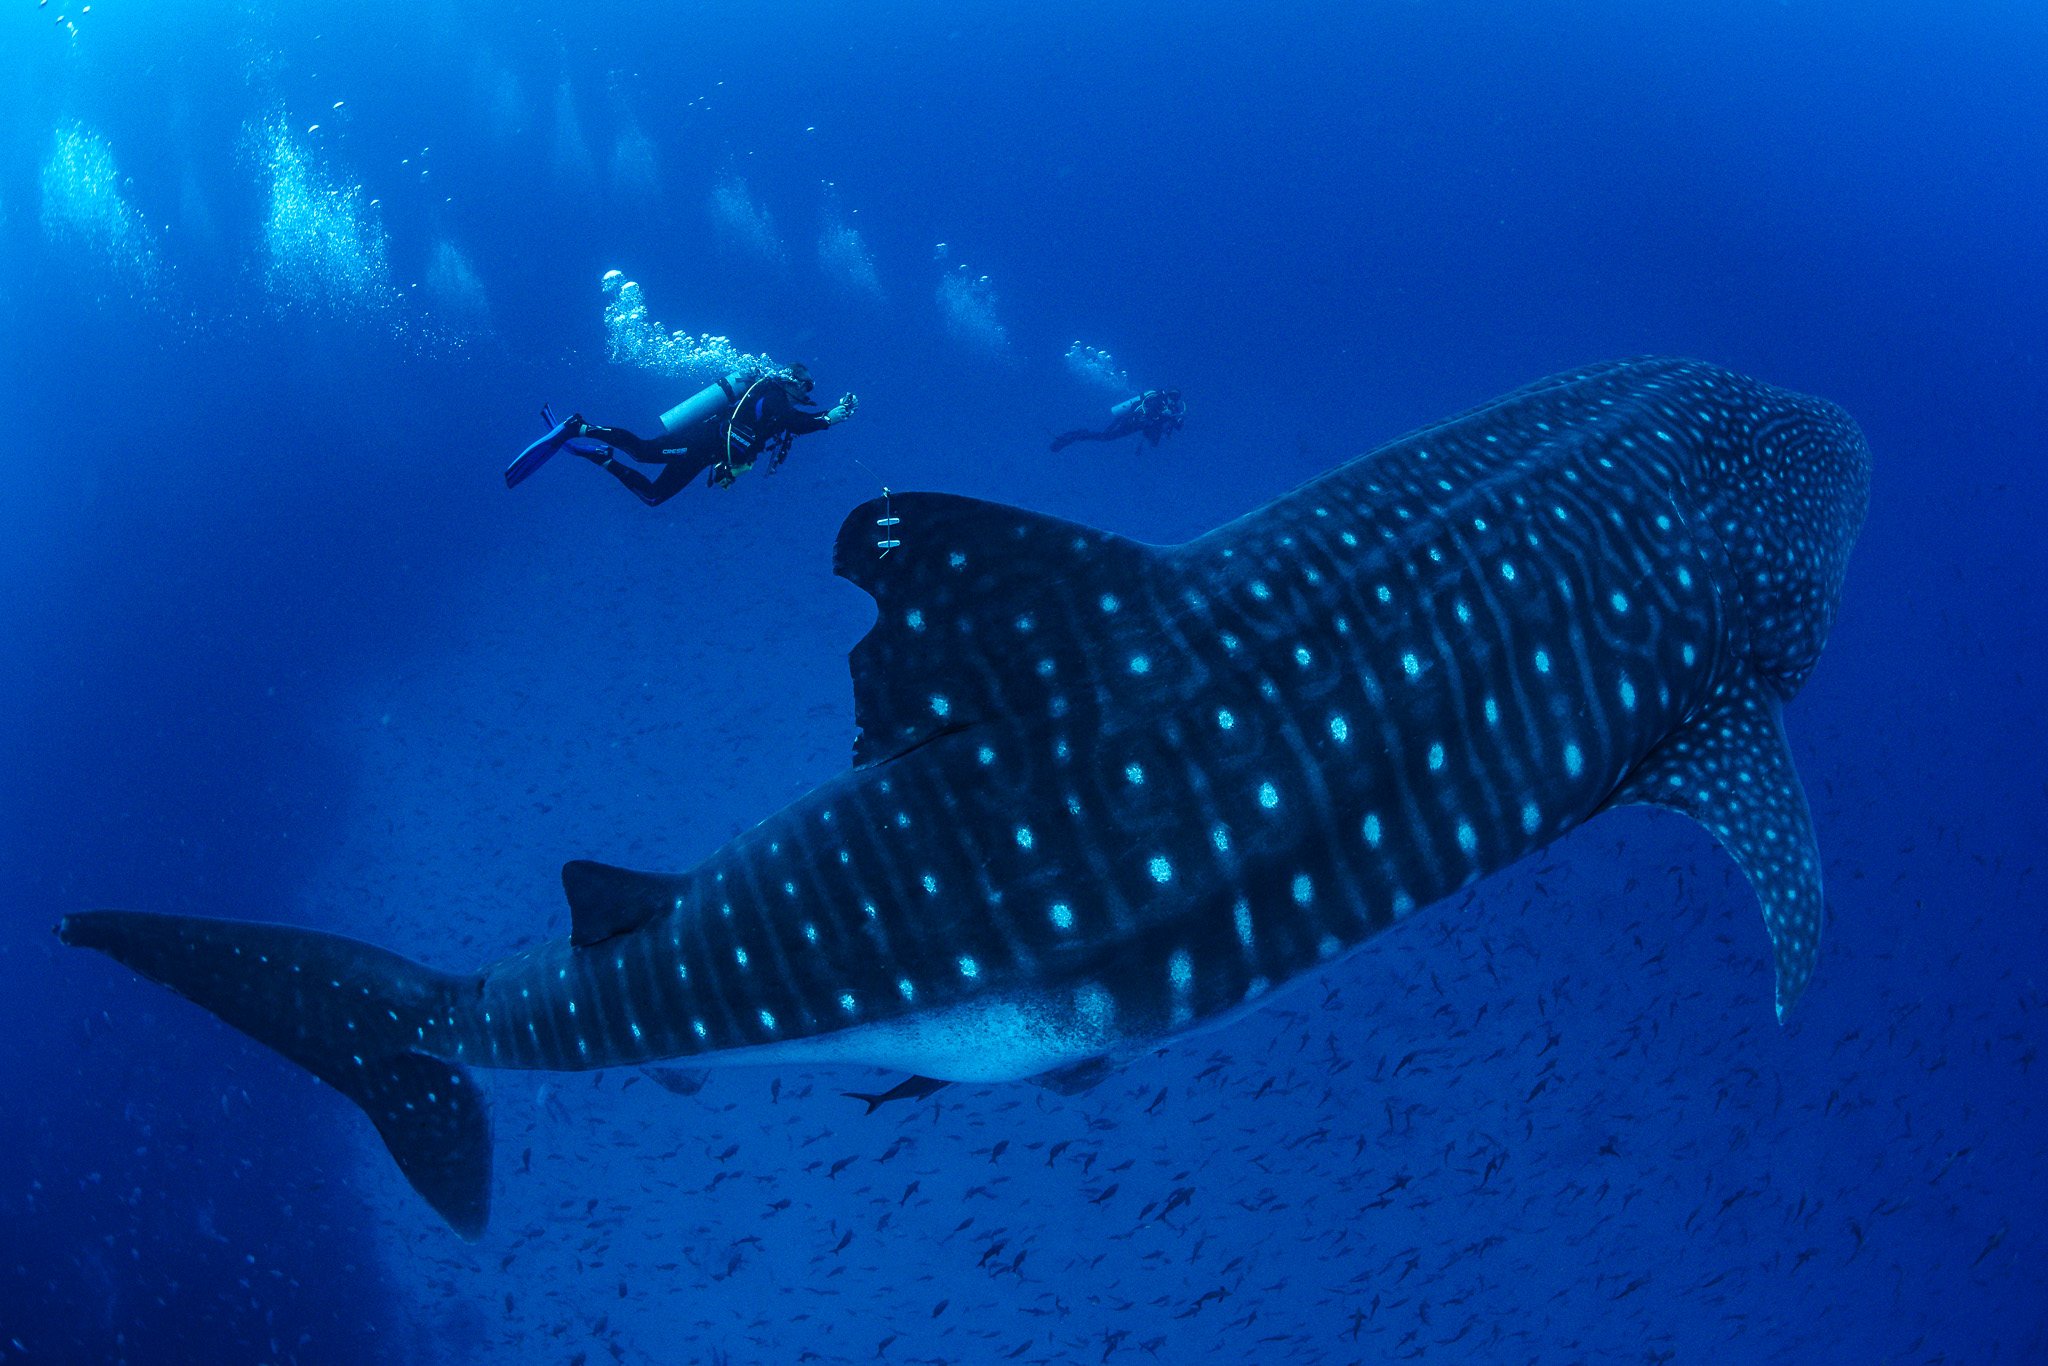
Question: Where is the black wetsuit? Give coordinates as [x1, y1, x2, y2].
[1051, 390, 1185, 452]
[581, 381, 833, 506]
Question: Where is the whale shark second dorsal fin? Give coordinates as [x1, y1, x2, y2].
[833, 492, 1170, 767]
[1600, 669, 1827, 1020]
[562, 860, 677, 947]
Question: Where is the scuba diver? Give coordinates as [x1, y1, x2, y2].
[1050, 388, 1186, 452]
[507, 364, 858, 505]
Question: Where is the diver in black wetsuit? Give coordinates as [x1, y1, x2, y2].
[1050, 388, 1186, 452]
[568, 364, 858, 506]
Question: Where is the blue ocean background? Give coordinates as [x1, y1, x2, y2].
[4, 2, 2043, 1362]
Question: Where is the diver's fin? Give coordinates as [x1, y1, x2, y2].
[832, 492, 1173, 766]
[1601, 670, 1827, 1019]
[1029, 1056, 1115, 1096]
[57, 910, 491, 1238]
[562, 860, 678, 948]
[505, 416, 578, 488]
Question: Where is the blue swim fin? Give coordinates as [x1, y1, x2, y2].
[505, 416, 578, 488]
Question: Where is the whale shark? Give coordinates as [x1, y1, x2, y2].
[60, 357, 1870, 1238]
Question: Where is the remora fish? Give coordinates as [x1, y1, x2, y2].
[59, 358, 1870, 1237]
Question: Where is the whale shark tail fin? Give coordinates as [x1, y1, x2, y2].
[1602, 668, 1827, 1021]
[58, 909, 491, 1239]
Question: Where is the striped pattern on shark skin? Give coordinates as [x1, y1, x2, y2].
[59, 357, 1870, 1236]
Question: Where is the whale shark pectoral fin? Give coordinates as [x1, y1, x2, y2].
[1029, 1056, 1115, 1096]
[1602, 671, 1826, 1021]
[832, 492, 1168, 767]
[562, 860, 678, 948]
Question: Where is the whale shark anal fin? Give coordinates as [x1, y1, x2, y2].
[562, 860, 678, 947]
[833, 492, 1168, 767]
[1029, 1056, 1116, 1096]
[1601, 670, 1826, 1020]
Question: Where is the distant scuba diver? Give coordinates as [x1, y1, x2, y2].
[1050, 388, 1186, 453]
[506, 364, 858, 505]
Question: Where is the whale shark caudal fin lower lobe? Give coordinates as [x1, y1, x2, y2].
[56, 909, 492, 1239]
[1600, 668, 1826, 1020]
[832, 491, 1169, 767]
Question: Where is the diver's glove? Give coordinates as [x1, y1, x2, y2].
[826, 392, 859, 425]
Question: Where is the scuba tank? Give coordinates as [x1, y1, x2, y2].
[659, 370, 756, 437]
[1111, 390, 1185, 422]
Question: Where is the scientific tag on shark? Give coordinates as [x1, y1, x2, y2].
[60, 357, 1870, 1237]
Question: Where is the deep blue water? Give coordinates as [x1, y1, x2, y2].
[4, 3, 2043, 1362]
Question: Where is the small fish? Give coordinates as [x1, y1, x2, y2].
[844, 1074, 951, 1114]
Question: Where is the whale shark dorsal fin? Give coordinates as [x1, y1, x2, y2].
[1601, 671, 1826, 1020]
[562, 860, 676, 947]
[833, 492, 1167, 767]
